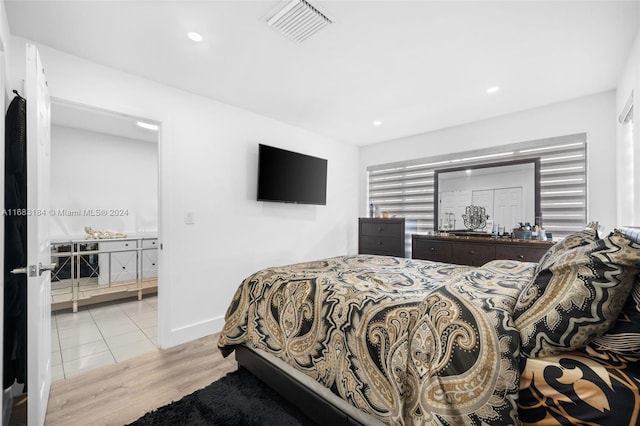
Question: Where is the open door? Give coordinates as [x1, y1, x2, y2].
[24, 43, 52, 426]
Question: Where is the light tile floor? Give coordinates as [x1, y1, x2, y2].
[51, 295, 158, 382]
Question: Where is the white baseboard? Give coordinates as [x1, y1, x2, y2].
[158, 315, 225, 349]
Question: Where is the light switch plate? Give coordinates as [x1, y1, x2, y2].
[185, 211, 195, 225]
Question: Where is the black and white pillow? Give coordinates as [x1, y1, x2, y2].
[535, 224, 599, 273]
[514, 231, 640, 358]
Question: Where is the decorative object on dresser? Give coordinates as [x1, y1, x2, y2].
[412, 234, 554, 266]
[84, 226, 127, 239]
[461, 204, 489, 230]
[358, 217, 417, 258]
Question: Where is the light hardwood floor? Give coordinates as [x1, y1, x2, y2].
[45, 333, 237, 426]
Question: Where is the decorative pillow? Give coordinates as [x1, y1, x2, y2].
[514, 231, 640, 358]
[584, 277, 640, 362]
[535, 223, 599, 273]
[618, 226, 640, 244]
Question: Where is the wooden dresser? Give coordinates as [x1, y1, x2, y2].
[359, 218, 417, 258]
[412, 234, 554, 266]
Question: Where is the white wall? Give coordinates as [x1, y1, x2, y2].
[8, 36, 359, 348]
[50, 125, 158, 238]
[616, 15, 640, 226]
[360, 91, 617, 233]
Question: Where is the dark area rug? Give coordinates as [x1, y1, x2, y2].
[128, 368, 317, 425]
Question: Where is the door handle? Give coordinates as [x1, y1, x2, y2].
[11, 265, 37, 277]
[10, 263, 56, 277]
[38, 262, 57, 275]
[10, 267, 28, 275]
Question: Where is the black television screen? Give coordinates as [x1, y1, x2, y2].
[257, 144, 327, 205]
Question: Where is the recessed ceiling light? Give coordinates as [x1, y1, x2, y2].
[486, 86, 500, 94]
[372, 120, 383, 127]
[136, 121, 159, 131]
[187, 32, 203, 42]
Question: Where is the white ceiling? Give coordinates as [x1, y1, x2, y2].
[5, 1, 639, 145]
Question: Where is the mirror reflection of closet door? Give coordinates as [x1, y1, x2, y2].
[439, 190, 471, 229]
[472, 190, 494, 221]
[494, 187, 523, 230]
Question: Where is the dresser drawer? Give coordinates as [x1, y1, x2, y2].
[495, 245, 549, 263]
[360, 221, 403, 237]
[141, 239, 158, 279]
[99, 240, 136, 251]
[142, 239, 158, 249]
[411, 235, 554, 266]
[412, 239, 452, 263]
[359, 218, 416, 257]
[359, 235, 403, 257]
[98, 240, 138, 284]
[451, 243, 495, 266]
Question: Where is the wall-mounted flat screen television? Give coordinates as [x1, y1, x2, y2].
[257, 144, 327, 205]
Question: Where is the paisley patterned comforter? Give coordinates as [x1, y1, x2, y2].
[218, 255, 537, 425]
[519, 351, 640, 425]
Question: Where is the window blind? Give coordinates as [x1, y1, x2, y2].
[367, 133, 587, 239]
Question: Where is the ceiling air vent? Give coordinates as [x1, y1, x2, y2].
[266, 0, 333, 43]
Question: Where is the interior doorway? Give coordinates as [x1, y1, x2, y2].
[46, 99, 161, 382]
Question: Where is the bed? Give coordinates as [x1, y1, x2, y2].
[218, 226, 640, 425]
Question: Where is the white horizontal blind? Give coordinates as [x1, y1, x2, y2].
[367, 134, 587, 239]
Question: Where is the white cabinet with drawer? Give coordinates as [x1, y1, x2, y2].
[141, 238, 158, 279]
[98, 240, 138, 284]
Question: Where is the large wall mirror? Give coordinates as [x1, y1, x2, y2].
[434, 159, 540, 233]
[368, 133, 585, 240]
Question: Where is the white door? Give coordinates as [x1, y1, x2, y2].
[439, 190, 471, 230]
[494, 187, 523, 230]
[472, 189, 494, 220]
[25, 43, 52, 426]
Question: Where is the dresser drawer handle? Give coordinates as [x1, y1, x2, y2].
[378, 241, 383, 245]
[517, 255, 525, 259]
[469, 250, 475, 254]
[377, 227, 383, 232]
[430, 247, 436, 251]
